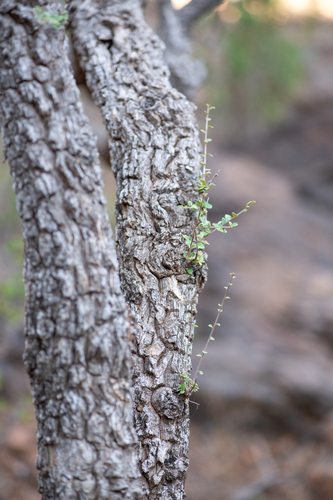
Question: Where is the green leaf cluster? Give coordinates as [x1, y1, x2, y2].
[180, 105, 255, 274]
[177, 370, 199, 396]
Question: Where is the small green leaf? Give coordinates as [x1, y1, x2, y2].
[178, 383, 186, 394]
[186, 268, 193, 275]
[208, 324, 213, 327]
[210, 337, 215, 340]
[202, 351, 208, 354]
[232, 212, 238, 217]
[196, 354, 202, 357]
[198, 371, 203, 375]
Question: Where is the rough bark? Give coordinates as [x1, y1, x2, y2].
[0, 3, 143, 499]
[69, 1, 207, 498]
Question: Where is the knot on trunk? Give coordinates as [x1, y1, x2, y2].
[151, 387, 184, 419]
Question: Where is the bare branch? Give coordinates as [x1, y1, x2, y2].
[156, 0, 207, 98]
[178, 0, 226, 29]
[230, 475, 290, 500]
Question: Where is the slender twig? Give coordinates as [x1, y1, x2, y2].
[183, 300, 195, 376]
[202, 103, 210, 176]
[188, 272, 235, 395]
[185, 104, 212, 261]
[208, 202, 255, 236]
[230, 475, 294, 500]
[186, 200, 205, 260]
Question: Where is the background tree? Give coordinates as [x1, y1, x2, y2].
[0, 0, 224, 499]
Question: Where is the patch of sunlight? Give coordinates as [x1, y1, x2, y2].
[172, 0, 333, 19]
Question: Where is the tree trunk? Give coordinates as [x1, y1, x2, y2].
[69, 1, 207, 498]
[0, 3, 143, 499]
[0, 0, 217, 497]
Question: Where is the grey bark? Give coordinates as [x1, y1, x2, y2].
[69, 0, 207, 498]
[0, 3, 144, 499]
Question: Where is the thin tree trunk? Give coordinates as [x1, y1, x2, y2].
[0, 3, 143, 499]
[70, 1, 207, 498]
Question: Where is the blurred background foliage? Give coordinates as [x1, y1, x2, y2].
[193, 0, 304, 142]
[0, 143, 24, 325]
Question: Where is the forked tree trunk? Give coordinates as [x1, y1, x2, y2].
[0, 0, 209, 499]
[70, 1, 207, 498]
[0, 3, 143, 499]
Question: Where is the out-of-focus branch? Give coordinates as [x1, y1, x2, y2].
[230, 475, 291, 500]
[156, 0, 225, 99]
[156, 0, 205, 98]
[178, 0, 226, 29]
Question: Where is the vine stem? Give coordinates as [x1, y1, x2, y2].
[183, 300, 195, 377]
[189, 272, 236, 395]
[202, 103, 210, 176]
[185, 171, 219, 262]
[208, 202, 255, 236]
[186, 200, 205, 261]
[185, 104, 213, 262]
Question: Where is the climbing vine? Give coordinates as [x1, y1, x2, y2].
[178, 105, 255, 397]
